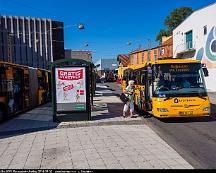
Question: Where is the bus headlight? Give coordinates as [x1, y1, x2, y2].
[203, 107, 209, 111]
[157, 108, 169, 112]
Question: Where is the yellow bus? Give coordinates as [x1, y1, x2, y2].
[126, 59, 211, 118]
[0, 61, 51, 122]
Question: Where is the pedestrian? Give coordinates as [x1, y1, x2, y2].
[100, 72, 106, 84]
[123, 80, 135, 118]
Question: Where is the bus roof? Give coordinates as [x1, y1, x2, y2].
[0, 61, 50, 72]
[128, 59, 201, 70]
[0, 61, 29, 69]
[149, 59, 201, 65]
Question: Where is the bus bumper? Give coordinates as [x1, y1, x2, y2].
[153, 110, 210, 118]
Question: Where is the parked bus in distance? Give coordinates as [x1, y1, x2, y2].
[106, 71, 115, 82]
[123, 59, 211, 118]
[0, 61, 51, 122]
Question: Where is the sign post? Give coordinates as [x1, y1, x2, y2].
[52, 62, 91, 122]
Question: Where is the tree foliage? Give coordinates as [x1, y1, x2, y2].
[156, 7, 193, 43]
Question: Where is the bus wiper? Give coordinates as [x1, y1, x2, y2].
[164, 97, 174, 101]
[198, 96, 207, 101]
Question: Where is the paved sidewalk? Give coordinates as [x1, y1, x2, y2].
[0, 125, 193, 169]
[0, 85, 143, 136]
[0, 84, 193, 169]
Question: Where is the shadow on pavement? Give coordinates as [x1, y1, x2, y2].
[0, 84, 143, 139]
[0, 103, 59, 139]
[91, 103, 124, 120]
[0, 119, 59, 139]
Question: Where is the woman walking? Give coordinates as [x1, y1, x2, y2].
[123, 80, 135, 118]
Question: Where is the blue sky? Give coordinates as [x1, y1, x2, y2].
[0, 0, 216, 62]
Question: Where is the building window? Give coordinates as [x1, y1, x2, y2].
[131, 55, 134, 65]
[204, 25, 207, 35]
[160, 48, 165, 56]
[148, 51, 150, 61]
[142, 53, 144, 63]
[154, 50, 157, 60]
[185, 30, 193, 49]
[136, 54, 139, 64]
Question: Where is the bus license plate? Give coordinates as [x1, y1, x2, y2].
[179, 111, 193, 116]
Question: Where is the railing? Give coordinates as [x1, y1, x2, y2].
[174, 41, 196, 57]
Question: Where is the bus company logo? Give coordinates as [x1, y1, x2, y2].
[174, 98, 178, 103]
[174, 98, 196, 103]
[58, 69, 83, 80]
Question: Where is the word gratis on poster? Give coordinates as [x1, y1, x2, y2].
[55, 67, 86, 111]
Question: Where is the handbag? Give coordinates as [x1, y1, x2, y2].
[120, 93, 129, 103]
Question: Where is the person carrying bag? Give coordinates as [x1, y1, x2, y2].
[122, 80, 135, 118]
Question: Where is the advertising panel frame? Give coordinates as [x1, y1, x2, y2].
[52, 64, 91, 122]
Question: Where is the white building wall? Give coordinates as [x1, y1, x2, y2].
[173, 3, 216, 91]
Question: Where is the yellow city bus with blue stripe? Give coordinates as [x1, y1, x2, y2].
[124, 59, 211, 118]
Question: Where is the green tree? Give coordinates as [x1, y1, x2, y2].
[156, 7, 193, 43]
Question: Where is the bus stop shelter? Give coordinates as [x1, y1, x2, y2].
[51, 59, 96, 122]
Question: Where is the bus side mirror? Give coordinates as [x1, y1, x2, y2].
[202, 67, 209, 77]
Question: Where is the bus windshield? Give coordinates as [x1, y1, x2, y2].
[153, 63, 207, 97]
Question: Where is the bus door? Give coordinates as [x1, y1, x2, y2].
[23, 68, 30, 110]
[145, 66, 153, 111]
[38, 70, 48, 105]
[3, 66, 14, 116]
[134, 70, 141, 108]
[44, 71, 51, 102]
[140, 69, 146, 111]
[13, 67, 25, 113]
[38, 70, 44, 105]
[48, 71, 52, 100]
[0, 66, 7, 121]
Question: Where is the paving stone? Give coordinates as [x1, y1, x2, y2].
[8, 163, 25, 169]
[0, 86, 194, 170]
[10, 156, 27, 165]
[106, 163, 123, 169]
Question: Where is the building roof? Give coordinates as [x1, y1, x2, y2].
[156, 36, 173, 49]
[117, 54, 130, 67]
[65, 49, 92, 53]
[65, 49, 92, 62]
[130, 45, 160, 55]
[0, 15, 53, 21]
[161, 36, 173, 46]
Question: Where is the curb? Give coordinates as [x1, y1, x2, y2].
[0, 119, 146, 138]
[0, 125, 57, 138]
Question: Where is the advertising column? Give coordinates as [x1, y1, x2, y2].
[55, 67, 87, 112]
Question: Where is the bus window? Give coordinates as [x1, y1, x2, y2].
[153, 63, 207, 97]
[38, 77, 45, 89]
